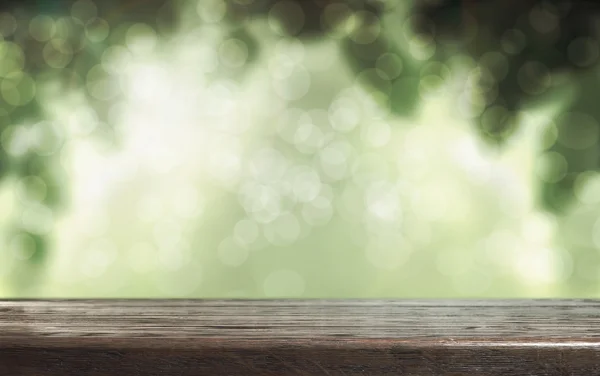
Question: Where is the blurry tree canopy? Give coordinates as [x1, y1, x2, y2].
[413, 0, 600, 214]
[2, 0, 600, 294]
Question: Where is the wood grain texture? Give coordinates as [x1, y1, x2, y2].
[1, 300, 600, 375]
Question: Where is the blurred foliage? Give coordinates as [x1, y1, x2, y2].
[1, 0, 600, 297]
[415, 0, 600, 213]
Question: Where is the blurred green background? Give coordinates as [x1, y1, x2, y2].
[1, 0, 599, 298]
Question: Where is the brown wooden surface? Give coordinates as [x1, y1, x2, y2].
[1, 300, 600, 375]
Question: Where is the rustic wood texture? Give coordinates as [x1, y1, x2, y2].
[1, 300, 600, 375]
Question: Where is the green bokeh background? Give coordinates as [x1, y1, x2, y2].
[1, 0, 600, 298]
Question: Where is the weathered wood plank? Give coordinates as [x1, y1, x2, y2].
[1, 300, 600, 375]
